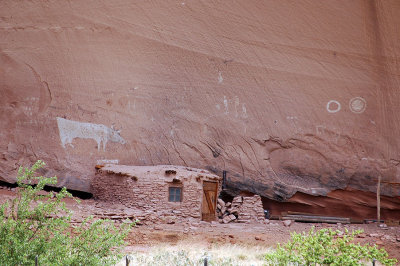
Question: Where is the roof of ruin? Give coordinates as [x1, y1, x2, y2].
[98, 164, 222, 182]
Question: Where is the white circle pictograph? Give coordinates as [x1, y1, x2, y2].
[326, 100, 341, 113]
[349, 97, 367, 113]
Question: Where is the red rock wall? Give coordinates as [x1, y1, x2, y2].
[263, 189, 400, 221]
[1, 1, 400, 212]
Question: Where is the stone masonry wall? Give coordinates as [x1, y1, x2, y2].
[92, 168, 219, 223]
[217, 194, 265, 223]
[237, 195, 265, 223]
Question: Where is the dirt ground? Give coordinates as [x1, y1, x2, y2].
[123, 222, 400, 262]
[1, 186, 400, 263]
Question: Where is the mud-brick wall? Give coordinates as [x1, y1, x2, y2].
[92, 171, 207, 222]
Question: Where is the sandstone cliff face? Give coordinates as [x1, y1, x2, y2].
[1, 1, 400, 207]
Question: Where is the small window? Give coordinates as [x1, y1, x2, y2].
[169, 187, 182, 202]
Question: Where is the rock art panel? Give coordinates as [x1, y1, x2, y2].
[1, 0, 400, 217]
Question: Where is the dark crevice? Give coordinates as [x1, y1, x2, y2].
[218, 190, 233, 203]
[0, 180, 93, 199]
[0, 180, 18, 188]
[43, 185, 93, 199]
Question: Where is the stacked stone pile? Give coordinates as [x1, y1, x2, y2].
[217, 194, 265, 223]
[217, 198, 238, 223]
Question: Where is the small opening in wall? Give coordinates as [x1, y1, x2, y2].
[165, 170, 177, 175]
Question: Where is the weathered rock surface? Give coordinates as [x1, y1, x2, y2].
[1, 1, 400, 213]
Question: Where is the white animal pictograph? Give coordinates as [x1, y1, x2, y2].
[56, 117, 126, 151]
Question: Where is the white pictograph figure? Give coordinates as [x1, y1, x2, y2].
[349, 97, 367, 114]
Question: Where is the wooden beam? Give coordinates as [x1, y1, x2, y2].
[377, 175, 381, 227]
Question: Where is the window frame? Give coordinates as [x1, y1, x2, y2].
[168, 186, 182, 202]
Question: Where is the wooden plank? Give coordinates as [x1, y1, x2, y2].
[202, 214, 214, 222]
[282, 217, 350, 224]
[202, 181, 217, 222]
[202, 192, 210, 216]
[286, 211, 321, 216]
[377, 175, 381, 227]
[282, 217, 349, 223]
[364, 219, 384, 223]
[284, 214, 350, 221]
[350, 219, 364, 224]
[205, 191, 214, 213]
[282, 214, 350, 224]
[282, 217, 350, 223]
[270, 215, 280, 220]
[203, 181, 217, 190]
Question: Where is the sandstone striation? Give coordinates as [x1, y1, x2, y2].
[1, 1, 400, 217]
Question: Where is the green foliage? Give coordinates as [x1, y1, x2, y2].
[265, 227, 397, 266]
[0, 160, 133, 265]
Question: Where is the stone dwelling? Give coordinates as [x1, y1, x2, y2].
[92, 164, 222, 223]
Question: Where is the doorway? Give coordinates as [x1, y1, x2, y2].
[201, 181, 218, 221]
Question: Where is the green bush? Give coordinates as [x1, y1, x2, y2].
[265, 227, 397, 266]
[0, 160, 133, 265]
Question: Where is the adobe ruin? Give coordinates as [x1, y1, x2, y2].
[92, 164, 222, 223]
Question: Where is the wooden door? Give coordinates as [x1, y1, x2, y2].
[202, 181, 218, 221]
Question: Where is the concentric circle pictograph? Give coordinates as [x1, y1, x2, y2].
[349, 97, 366, 113]
[326, 100, 341, 113]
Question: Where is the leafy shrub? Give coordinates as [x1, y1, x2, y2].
[0, 160, 133, 265]
[265, 227, 397, 266]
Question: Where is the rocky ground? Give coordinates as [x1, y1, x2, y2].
[1, 185, 399, 263]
